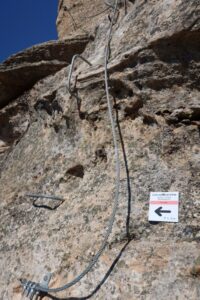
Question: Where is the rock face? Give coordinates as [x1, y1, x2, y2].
[0, 1, 200, 299]
[0, 35, 90, 108]
[56, 0, 105, 39]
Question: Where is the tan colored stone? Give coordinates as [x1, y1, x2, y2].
[0, 1, 200, 299]
[191, 255, 200, 276]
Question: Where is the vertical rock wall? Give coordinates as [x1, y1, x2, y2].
[0, 1, 200, 299]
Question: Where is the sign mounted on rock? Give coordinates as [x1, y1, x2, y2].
[148, 192, 179, 223]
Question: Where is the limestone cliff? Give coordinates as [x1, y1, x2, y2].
[0, 1, 200, 299]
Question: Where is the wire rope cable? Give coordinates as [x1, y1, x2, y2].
[21, 0, 120, 295]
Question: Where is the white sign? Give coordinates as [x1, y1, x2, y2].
[148, 192, 179, 223]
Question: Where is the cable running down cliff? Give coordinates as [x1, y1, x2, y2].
[20, 0, 126, 298]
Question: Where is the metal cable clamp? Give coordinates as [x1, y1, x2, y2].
[20, 273, 52, 299]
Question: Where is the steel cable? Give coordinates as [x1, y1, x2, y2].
[21, 0, 120, 295]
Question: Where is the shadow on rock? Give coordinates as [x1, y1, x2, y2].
[46, 241, 131, 300]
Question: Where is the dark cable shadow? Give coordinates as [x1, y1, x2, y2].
[45, 241, 130, 300]
[32, 199, 64, 210]
[44, 96, 133, 300]
[113, 97, 132, 240]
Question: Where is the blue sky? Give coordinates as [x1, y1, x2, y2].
[0, 0, 58, 62]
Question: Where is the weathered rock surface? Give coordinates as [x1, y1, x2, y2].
[0, 35, 90, 108]
[57, 0, 106, 39]
[0, 1, 200, 300]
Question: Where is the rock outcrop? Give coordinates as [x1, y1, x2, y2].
[0, 35, 90, 108]
[0, 1, 200, 299]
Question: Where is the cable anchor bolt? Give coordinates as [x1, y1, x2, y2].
[20, 272, 52, 299]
